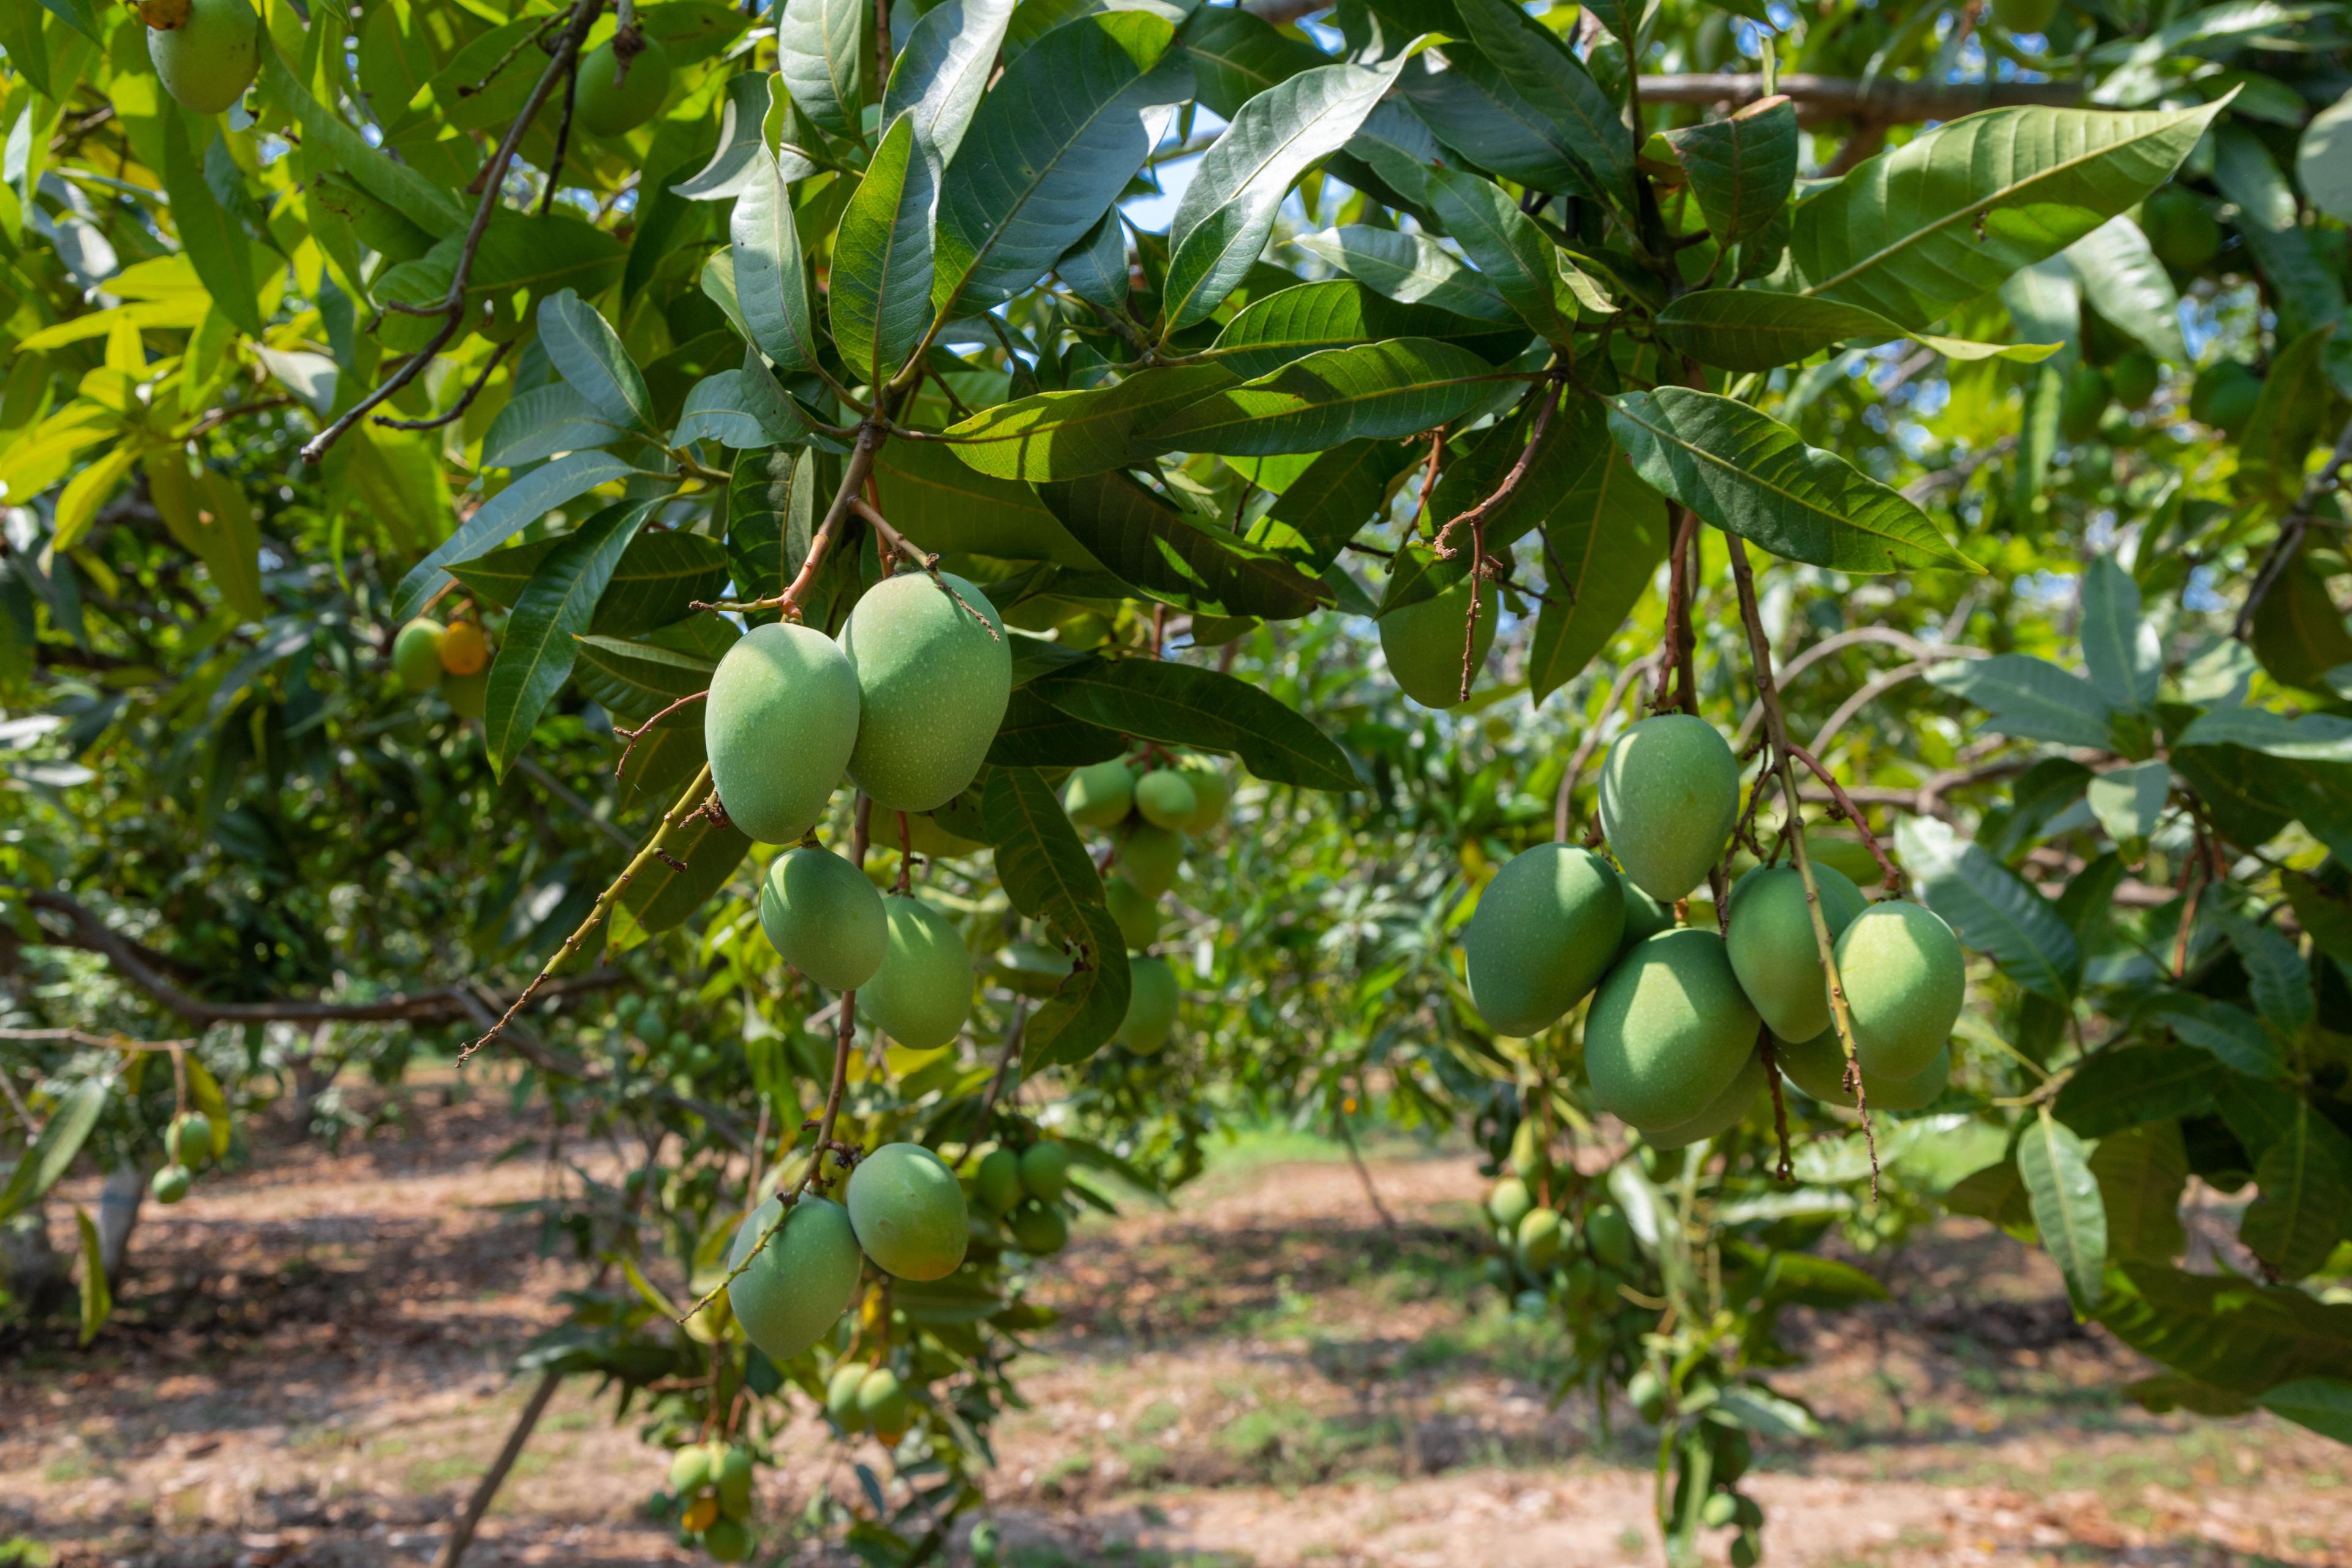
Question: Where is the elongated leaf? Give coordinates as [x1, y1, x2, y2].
[2065, 216, 2186, 365]
[1251, 439, 1419, 570]
[1944, 1157, 2034, 1231]
[2079, 556, 2160, 710]
[75, 1206, 109, 1346]
[161, 113, 263, 339]
[613, 811, 753, 943]
[873, 442, 1102, 568]
[831, 114, 940, 388]
[454, 530, 725, 636]
[2100, 1261, 2352, 1395]
[1292, 226, 1513, 322]
[982, 766, 1131, 1067]
[393, 451, 635, 624]
[932, 11, 1189, 314]
[1791, 100, 2223, 330]
[1180, 4, 1325, 118]
[1896, 816, 2079, 1000]
[263, 52, 469, 238]
[1030, 657, 1359, 791]
[573, 633, 718, 718]
[1207, 279, 1523, 378]
[1529, 398, 1670, 699]
[2179, 707, 2352, 764]
[1395, 47, 1596, 200]
[1924, 654, 2113, 747]
[882, 0, 1015, 163]
[1422, 165, 1577, 342]
[2054, 1045, 2220, 1138]
[2019, 1110, 2106, 1313]
[2301, 89, 2352, 225]
[2091, 1121, 2187, 1264]
[1054, 209, 1131, 311]
[0, 1079, 107, 1223]
[1452, 0, 1630, 199]
[2261, 1377, 2352, 1442]
[1663, 96, 1797, 247]
[1152, 337, 1504, 456]
[2086, 760, 2171, 844]
[1653, 290, 2054, 374]
[2237, 323, 2339, 513]
[941, 363, 1236, 481]
[1038, 471, 1334, 619]
[2214, 127, 2345, 344]
[732, 150, 823, 374]
[483, 383, 630, 469]
[674, 71, 783, 200]
[1606, 388, 1975, 573]
[483, 503, 657, 777]
[2212, 904, 2315, 1038]
[777, 0, 867, 138]
[2154, 996, 2286, 1080]
[2239, 1099, 2352, 1280]
[540, 290, 654, 432]
[1163, 56, 1411, 330]
[990, 688, 1128, 766]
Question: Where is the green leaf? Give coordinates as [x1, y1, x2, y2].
[881, 0, 1015, 163]
[1030, 656, 1358, 791]
[1163, 56, 1412, 330]
[1451, 0, 1631, 200]
[2212, 903, 2315, 1039]
[1895, 816, 2079, 1001]
[674, 70, 783, 201]
[1529, 396, 1670, 699]
[2153, 996, 2287, 1080]
[0, 1079, 107, 1223]
[1054, 209, 1131, 311]
[2283, 869, 2352, 967]
[830, 113, 941, 388]
[2053, 1045, 2221, 1139]
[454, 530, 722, 635]
[75, 1205, 109, 1347]
[989, 688, 1128, 767]
[612, 811, 754, 944]
[2019, 1109, 2106, 1313]
[161, 113, 263, 339]
[2239, 1100, 2351, 1280]
[981, 767, 1131, 1068]
[2099, 1261, 2352, 1395]
[1790, 100, 2223, 330]
[2260, 1376, 2352, 1442]
[2214, 126, 2346, 344]
[1206, 279, 1524, 379]
[1393, 43, 1597, 202]
[1663, 96, 1797, 246]
[483, 503, 658, 777]
[2085, 760, 2171, 845]
[1422, 165, 1578, 342]
[573, 633, 718, 720]
[2300, 89, 2352, 226]
[1924, 654, 2112, 748]
[262, 51, 470, 239]
[940, 363, 1237, 481]
[872, 441, 1104, 568]
[2064, 215, 2185, 366]
[1291, 227, 1514, 323]
[393, 451, 635, 624]
[2079, 556, 2161, 710]
[1179, 4, 1326, 118]
[1037, 472, 1333, 619]
[1943, 1157, 2034, 1232]
[1605, 388, 1976, 573]
[1653, 290, 2056, 375]
[776, 0, 868, 138]
[932, 11, 1189, 315]
[1250, 438, 1420, 571]
[482, 383, 630, 469]
[1150, 337, 1506, 456]
[2090, 1120, 2187, 1264]
[732, 151, 822, 375]
[2236, 323, 2340, 513]
[2179, 707, 2352, 764]
[539, 290, 655, 433]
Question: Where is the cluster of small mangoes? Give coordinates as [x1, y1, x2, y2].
[391, 616, 493, 718]
[601, 994, 737, 1087]
[659, 1439, 758, 1561]
[1463, 713, 1966, 1144]
[148, 1110, 216, 1205]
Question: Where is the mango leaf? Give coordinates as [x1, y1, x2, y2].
[2019, 1110, 2106, 1313]
[262, 51, 469, 238]
[777, 0, 867, 139]
[393, 451, 636, 624]
[539, 290, 655, 432]
[1291, 227, 1513, 323]
[75, 1207, 109, 1346]
[160, 112, 263, 339]
[2053, 1044, 2220, 1138]
[989, 688, 1128, 767]
[873, 442, 1104, 568]
[982, 766, 1131, 1068]
[881, 0, 1015, 163]
[1514, 393, 1670, 698]
[1422, 165, 1578, 342]
[674, 371, 793, 449]
[2301, 89, 2352, 225]
[2211, 903, 2315, 1039]
[1036, 472, 1333, 619]
[2099, 1261, 2352, 1395]
[1790, 100, 2223, 330]
[2065, 215, 2186, 366]
[1054, 209, 1131, 311]
[2178, 707, 2352, 764]
[1028, 657, 1360, 791]
[1179, 4, 1325, 119]
[1896, 816, 2079, 1000]
[1247, 439, 1418, 571]
[482, 383, 631, 469]
[612, 811, 754, 944]
[2283, 869, 2352, 967]
[1163, 55, 1412, 330]
[2238, 1098, 2352, 1280]
[1151, 337, 1506, 456]
[483, 503, 658, 777]
[456, 529, 726, 636]
[2084, 760, 2171, 845]
[2214, 127, 2345, 344]
[673, 70, 783, 200]
[1452, 0, 1632, 200]
[1396, 51, 1598, 202]
[2154, 996, 2286, 1079]
[1653, 290, 2056, 374]
[830, 113, 941, 389]
[1943, 1157, 2034, 1232]
[734, 150, 823, 374]
[2236, 324, 2339, 513]
[1662, 96, 1797, 246]
[1206, 279, 1525, 379]
[0, 1079, 108, 1223]
[2090, 1121, 2187, 1264]
[941, 364, 1237, 481]
[573, 633, 717, 718]
[1605, 388, 1976, 573]
[2260, 1377, 2352, 1442]
[2079, 556, 2162, 710]
[1924, 654, 2112, 748]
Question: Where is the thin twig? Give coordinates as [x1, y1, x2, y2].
[375, 341, 513, 432]
[692, 422, 880, 615]
[1782, 742, 1907, 895]
[1758, 1029, 1793, 1183]
[2234, 411, 2352, 639]
[613, 690, 709, 780]
[850, 495, 1001, 639]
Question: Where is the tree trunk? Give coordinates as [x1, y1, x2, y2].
[97, 1161, 145, 1282]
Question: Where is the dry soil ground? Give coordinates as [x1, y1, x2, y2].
[2, 1088, 2347, 1568]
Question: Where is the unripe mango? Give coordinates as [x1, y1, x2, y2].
[725, 1195, 862, 1365]
[845, 1142, 969, 1281]
[974, 1147, 1023, 1213]
[1487, 1176, 1532, 1229]
[1645, 1050, 1765, 1149]
[439, 621, 489, 676]
[1833, 900, 1965, 1080]
[443, 668, 489, 720]
[1585, 1205, 1634, 1270]
[706, 622, 860, 843]
[1516, 1206, 1564, 1270]
[394, 619, 447, 690]
[1019, 1141, 1069, 1203]
[1115, 822, 1185, 897]
[1618, 875, 1675, 954]
[1583, 929, 1760, 1130]
[840, 572, 1011, 812]
[145, 0, 260, 116]
[760, 846, 888, 991]
[1379, 575, 1496, 709]
[702, 1518, 752, 1562]
[1774, 1028, 1950, 1112]
[170, 1111, 213, 1168]
[855, 1366, 908, 1433]
[1105, 876, 1159, 951]
[1118, 955, 1179, 1052]
[826, 1362, 870, 1428]
[861, 897, 971, 1049]
[714, 1446, 753, 1518]
[1007, 1199, 1068, 1254]
[668, 1444, 714, 1496]
[1463, 844, 1625, 1036]
[1133, 769, 1197, 829]
[151, 1164, 192, 1204]
[1507, 1118, 1545, 1178]
[1597, 715, 1740, 902]
[1724, 865, 1867, 1044]
[1177, 761, 1231, 832]
[575, 36, 673, 137]
[1064, 760, 1135, 826]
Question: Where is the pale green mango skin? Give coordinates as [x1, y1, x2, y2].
[1106, 876, 1159, 951]
[394, 619, 445, 691]
[1725, 865, 1868, 1044]
[1064, 760, 1135, 826]
[1008, 1199, 1068, 1254]
[840, 572, 1011, 811]
[845, 1142, 970, 1281]
[1019, 1141, 1069, 1202]
[703, 1518, 752, 1561]
[1118, 954, 1180, 1051]
[1516, 1206, 1564, 1270]
[1616, 876, 1675, 956]
[760, 846, 888, 991]
[1834, 900, 1966, 1080]
[706, 622, 860, 843]
[148, 0, 260, 115]
[1645, 1050, 1766, 1149]
[1133, 769, 1197, 829]
[861, 895, 972, 1049]
[1583, 929, 1761, 1130]
[1117, 821, 1186, 897]
[1463, 844, 1626, 1036]
[668, 1443, 714, 1495]
[1380, 576, 1497, 709]
[974, 1147, 1023, 1213]
[1774, 1029, 1950, 1112]
[575, 36, 672, 137]
[1177, 763, 1231, 832]
[826, 1362, 869, 1427]
[1487, 1176, 1532, 1229]
[726, 1195, 862, 1365]
[855, 1366, 908, 1430]
[1597, 714, 1740, 902]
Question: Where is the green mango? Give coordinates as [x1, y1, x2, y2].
[826, 1362, 870, 1429]
[841, 571, 1011, 812]
[1118, 954, 1180, 1052]
[145, 0, 260, 116]
[1063, 760, 1136, 826]
[1133, 769, 1197, 829]
[151, 1164, 192, 1204]
[393, 619, 446, 692]
[974, 1147, 1024, 1213]
[1724, 864, 1867, 1044]
[760, 846, 888, 992]
[668, 1443, 714, 1496]
[1643, 1050, 1765, 1149]
[1018, 1141, 1070, 1202]
[725, 1195, 862, 1365]
[2141, 184, 2222, 272]
[575, 36, 673, 137]
[861, 895, 972, 1049]
[1597, 715, 1740, 902]
[706, 622, 860, 843]
[855, 1365, 909, 1433]
[1463, 844, 1626, 1036]
[846, 1142, 970, 1281]
[1515, 1206, 1565, 1270]
[1774, 1029, 1951, 1112]
[1116, 821, 1186, 897]
[1833, 900, 1966, 1081]
[1106, 876, 1160, 951]
[1177, 761, 1231, 832]
[1486, 1175, 1533, 1229]
[1583, 929, 1760, 1130]
[1007, 1199, 1068, 1254]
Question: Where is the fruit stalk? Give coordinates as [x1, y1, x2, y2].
[692, 422, 883, 616]
[1778, 741, 1907, 896]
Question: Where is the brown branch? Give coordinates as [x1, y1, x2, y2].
[1432, 380, 1559, 562]
[374, 341, 513, 432]
[612, 690, 709, 781]
[1758, 1029, 1793, 1183]
[2234, 411, 2352, 639]
[1782, 742, 1907, 895]
[692, 421, 881, 616]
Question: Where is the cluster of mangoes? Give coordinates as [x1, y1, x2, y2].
[391, 615, 492, 718]
[969, 1137, 1076, 1256]
[604, 994, 735, 1085]
[1480, 1125, 1636, 1302]
[148, 1110, 215, 1205]
[1059, 752, 1231, 1052]
[661, 1439, 757, 1561]
[1463, 714, 1966, 1144]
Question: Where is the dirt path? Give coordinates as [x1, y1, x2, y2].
[2, 1099, 2345, 1568]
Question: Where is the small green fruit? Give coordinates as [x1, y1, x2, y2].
[1133, 769, 1197, 829]
[1627, 1365, 1666, 1421]
[1463, 843, 1626, 1036]
[668, 1444, 714, 1497]
[442, 668, 489, 720]
[1487, 1175, 1533, 1229]
[840, 571, 1011, 812]
[1177, 761, 1231, 832]
[1597, 715, 1740, 903]
[1644, 1050, 1765, 1150]
[760, 846, 888, 991]
[2109, 349, 2160, 410]
[1516, 1207, 1565, 1271]
[145, 0, 260, 116]
[2141, 184, 2222, 272]
[1018, 1141, 1070, 1203]
[846, 1142, 970, 1281]
[827, 1362, 870, 1428]
[394, 619, 447, 691]
[1063, 760, 1135, 827]
[1118, 955, 1180, 1052]
[714, 1446, 752, 1519]
[1724, 864, 1868, 1044]
[1379, 575, 1496, 709]
[701, 1517, 752, 1562]
[1586, 1205, 1634, 1270]
[725, 1195, 863, 1365]
[862, 895, 973, 1050]
[1507, 1118, 1545, 1179]
[1584, 929, 1760, 1130]
[151, 1164, 192, 1204]
[575, 36, 673, 138]
[1105, 876, 1160, 951]
[856, 1365, 909, 1433]
[706, 622, 861, 843]
[974, 1147, 1024, 1214]
[1115, 822, 1186, 898]
[1834, 900, 1966, 1081]
[1702, 1491, 1740, 1529]
[1007, 1200, 1069, 1254]
[170, 1111, 214, 1168]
